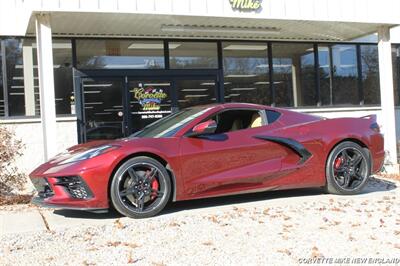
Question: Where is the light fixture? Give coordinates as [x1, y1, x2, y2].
[161, 25, 280, 35]
[256, 64, 269, 68]
[225, 74, 257, 78]
[83, 84, 113, 88]
[200, 82, 215, 86]
[84, 90, 101, 94]
[184, 95, 209, 98]
[254, 81, 269, 85]
[224, 44, 268, 51]
[143, 83, 171, 86]
[182, 89, 208, 92]
[230, 88, 257, 91]
[128, 43, 181, 49]
[85, 102, 103, 105]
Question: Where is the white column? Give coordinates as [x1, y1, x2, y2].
[378, 26, 399, 173]
[35, 13, 57, 161]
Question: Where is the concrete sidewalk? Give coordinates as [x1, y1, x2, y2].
[0, 177, 398, 236]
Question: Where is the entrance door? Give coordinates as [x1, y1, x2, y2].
[128, 80, 174, 133]
[81, 78, 125, 142]
[79, 74, 219, 142]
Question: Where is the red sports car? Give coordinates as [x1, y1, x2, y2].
[30, 103, 384, 218]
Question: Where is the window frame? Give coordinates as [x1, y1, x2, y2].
[184, 107, 268, 137]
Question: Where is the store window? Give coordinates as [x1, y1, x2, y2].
[0, 41, 3, 117]
[76, 40, 165, 69]
[272, 43, 315, 107]
[393, 45, 400, 106]
[318, 45, 359, 106]
[222, 42, 271, 105]
[5, 38, 40, 116]
[0, 38, 74, 117]
[169, 42, 218, 69]
[53, 39, 74, 115]
[361, 45, 380, 105]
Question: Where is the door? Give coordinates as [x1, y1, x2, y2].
[78, 73, 220, 142]
[127, 80, 174, 133]
[179, 108, 286, 198]
[81, 78, 125, 142]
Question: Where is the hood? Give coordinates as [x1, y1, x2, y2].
[47, 138, 127, 165]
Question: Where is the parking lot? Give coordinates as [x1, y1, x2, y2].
[1, 177, 399, 266]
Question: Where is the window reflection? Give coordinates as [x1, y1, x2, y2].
[53, 40, 74, 115]
[0, 41, 3, 117]
[77, 40, 165, 69]
[392, 45, 400, 106]
[272, 43, 315, 107]
[319, 45, 359, 106]
[169, 42, 218, 69]
[176, 79, 217, 109]
[5, 38, 40, 117]
[223, 42, 271, 105]
[361, 45, 380, 105]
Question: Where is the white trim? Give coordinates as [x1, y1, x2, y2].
[290, 106, 382, 113]
[0, 116, 77, 125]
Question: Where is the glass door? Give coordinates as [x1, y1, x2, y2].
[82, 78, 125, 142]
[127, 80, 174, 133]
[174, 78, 218, 109]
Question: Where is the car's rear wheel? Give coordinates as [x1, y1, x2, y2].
[110, 156, 171, 218]
[325, 141, 370, 195]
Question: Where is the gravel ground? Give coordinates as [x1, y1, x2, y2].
[1, 177, 400, 266]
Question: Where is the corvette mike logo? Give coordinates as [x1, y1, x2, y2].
[133, 86, 167, 111]
[229, 0, 262, 11]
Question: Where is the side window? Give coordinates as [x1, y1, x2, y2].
[265, 110, 281, 124]
[210, 109, 264, 134]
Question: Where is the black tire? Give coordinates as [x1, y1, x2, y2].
[110, 156, 171, 218]
[325, 141, 370, 195]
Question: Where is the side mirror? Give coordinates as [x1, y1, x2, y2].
[188, 120, 217, 137]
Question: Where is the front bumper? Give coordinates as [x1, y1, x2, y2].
[31, 196, 108, 213]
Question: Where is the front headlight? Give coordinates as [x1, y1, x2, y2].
[62, 145, 120, 164]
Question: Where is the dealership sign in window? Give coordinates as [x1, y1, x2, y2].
[132, 83, 170, 119]
[229, 0, 262, 11]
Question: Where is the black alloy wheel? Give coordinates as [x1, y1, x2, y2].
[110, 156, 171, 218]
[325, 141, 370, 195]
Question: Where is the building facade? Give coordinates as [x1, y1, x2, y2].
[1, 0, 400, 173]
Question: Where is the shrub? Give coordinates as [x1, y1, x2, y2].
[0, 126, 26, 194]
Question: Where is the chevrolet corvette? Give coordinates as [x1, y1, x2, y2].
[30, 103, 384, 218]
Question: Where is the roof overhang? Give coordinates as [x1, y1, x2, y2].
[26, 11, 396, 42]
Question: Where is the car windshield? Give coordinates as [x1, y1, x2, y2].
[131, 106, 213, 138]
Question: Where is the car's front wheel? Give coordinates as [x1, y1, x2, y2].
[325, 141, 370, 195]
[110, 156, 171, 218]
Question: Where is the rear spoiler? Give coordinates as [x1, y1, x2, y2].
[361, 114, 379, 132]
[361, 114, 377, 122]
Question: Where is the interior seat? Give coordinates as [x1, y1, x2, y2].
[230, 119, 242, 131]
[250, 113, 262, 128]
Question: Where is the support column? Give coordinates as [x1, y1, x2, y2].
[378, 26, 399, 173]
[35, 13, 57, 161]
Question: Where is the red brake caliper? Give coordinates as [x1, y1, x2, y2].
[150, 177, 159, 200]
[334, 157, 343, 170]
